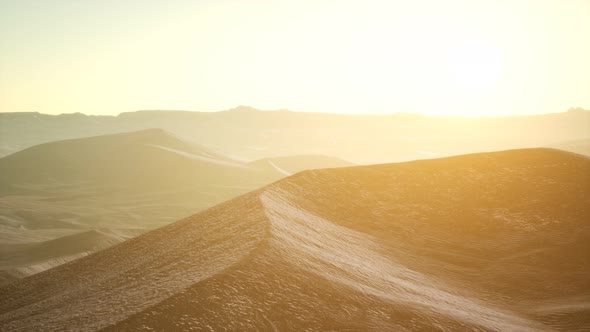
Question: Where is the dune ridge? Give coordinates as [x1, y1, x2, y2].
[0, 129, 352, 283]
[0, 148, 588, 331]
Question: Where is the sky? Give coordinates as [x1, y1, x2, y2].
[1, 0, 589, 116]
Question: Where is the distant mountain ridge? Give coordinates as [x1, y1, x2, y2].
[1, 107, 589, 163]
[0, 148, 588, 331]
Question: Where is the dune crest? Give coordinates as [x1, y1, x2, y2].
[0, 148, 588, 331]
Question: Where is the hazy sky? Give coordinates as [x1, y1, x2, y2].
[1, 0, 589, 116]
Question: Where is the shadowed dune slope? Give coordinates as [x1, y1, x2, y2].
[0, 230, 123, 285]
[0, 128, 257, 192]
[0, 148, 588, 331]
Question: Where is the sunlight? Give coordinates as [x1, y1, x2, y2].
[341, 18, 506, 115]
[446, 39, 502, 93]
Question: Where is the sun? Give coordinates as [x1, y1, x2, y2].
[340, 19, 506, 115]
[446, 39, 503, 94]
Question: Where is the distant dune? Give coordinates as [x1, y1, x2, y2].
[0, 230, 122, 284]
[550, 139, 590, 157]
[1, 148, 588, 331]
[0, 129, 352, 283]
[1, 107, 589, 163]
[249, 155, 353, 176]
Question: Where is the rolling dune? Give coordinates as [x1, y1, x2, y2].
[0, 148, 588, 331]
[0, 129, 352, 283]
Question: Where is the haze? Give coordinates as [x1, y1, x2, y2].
[1, 1, 590, 330]
[1, 0, 590, 116]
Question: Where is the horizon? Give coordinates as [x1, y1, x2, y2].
[1, 105, 588, 118]
[1, 0, 590, 116]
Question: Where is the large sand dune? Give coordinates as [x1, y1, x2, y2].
[0, 148, 588, 331]
[0, 129, 352, 283]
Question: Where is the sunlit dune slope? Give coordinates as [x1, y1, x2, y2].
[0, 129, 352, 283]
[0, 148, 588, 331]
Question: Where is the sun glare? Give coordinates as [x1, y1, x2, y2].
[341, 18, 507, 115]
[446, 40, 502, 93]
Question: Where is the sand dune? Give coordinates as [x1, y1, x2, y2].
[0, 148, 588, 331]
[0, 230, 122, 267]
[0, 130, 352, 283]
